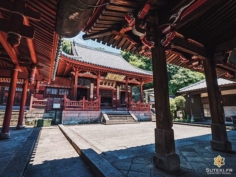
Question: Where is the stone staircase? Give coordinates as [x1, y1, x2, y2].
[101, 111, 139, 125]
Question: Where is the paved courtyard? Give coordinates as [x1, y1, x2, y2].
[65, 122, 236, 177]
[24, 127, 94, 177]
[1, 123, 235, 177]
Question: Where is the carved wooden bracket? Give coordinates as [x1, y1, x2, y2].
[0, 0, 41, 47]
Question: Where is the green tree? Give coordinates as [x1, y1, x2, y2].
[62, 40, 72, 54]
[175, 96, 186, 119]
[121, 51, 205, 95]
[169, 68, 205, 95]
[169, 98, 177, 119]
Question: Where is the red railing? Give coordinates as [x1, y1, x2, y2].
[63, 95, 100, 111]
[29, 94, 50, 110]
[129, 101, 150, 111]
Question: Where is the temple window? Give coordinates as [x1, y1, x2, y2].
[45, 88, 69, 96]
[46, 88, 58, 95]
[59, 89, 69, 95]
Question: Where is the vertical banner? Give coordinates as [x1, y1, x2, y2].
[90, 83, 94, 99]
[117, 85, 120, 100]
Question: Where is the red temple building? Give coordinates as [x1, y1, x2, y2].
[5, 42, 152, 125]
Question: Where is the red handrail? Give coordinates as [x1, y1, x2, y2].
[129, 101, 150, 111]
[63, 95, 100, 111]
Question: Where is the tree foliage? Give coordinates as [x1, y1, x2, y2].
[174, 96, 186, 108]
[169, 68, 205, 95]
[169, 98, 177, 119]
[121, 51, 205, 95]
[62, 40, 72, 54]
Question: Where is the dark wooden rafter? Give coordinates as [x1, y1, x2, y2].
[83, 30, 112, 40]
[170, 35, 207, 59]
[161, 0, 223, 30]
[0, 0, 41, 47]
[23, 17, 37, 64]
[216, 37, 236, 53]
[0, 13, 18, 65]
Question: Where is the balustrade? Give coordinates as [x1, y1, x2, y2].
[29, 94, 50, 110]
[63, 95, 100, 111]
[129, 101, 150, 111]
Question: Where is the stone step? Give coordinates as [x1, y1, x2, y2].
[105, 111, 130, 115]
[105, 120, 139, 125]
[102, 111, 138, 125]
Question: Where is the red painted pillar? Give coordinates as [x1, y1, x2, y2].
[96, 72, 100, 98]
[73, 70, 78, 100]
[29, 64, 36, 85]
[125, 78, 128, 108]
[0, 65, 19, 139]
[140, 81, 144, 103]
[16, 79, 28, 129]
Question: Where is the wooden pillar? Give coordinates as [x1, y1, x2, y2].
[189, 94, 194, 122]
[140, 81, 144, 103]
[16, 79, 28, 129]
[29, 64, 36, 85]
[96, 72, 100, 98]
[203, 52, 232, 152]
[35, 80, 40, 93]
[90, 83, 94, 101]
[125, 78, 128, 107]
[116, 85, 120, 108]
[151, 14, 180, 171]
[0, 65, 19, 139]
[73, 70, 78, 100]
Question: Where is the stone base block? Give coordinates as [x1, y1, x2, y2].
[210, 123, 232, 152]
[153, 153, 180, 172]
[0, 132, 10, 140]
[210, 140, 232, 152]
[16, 125, 25, 130]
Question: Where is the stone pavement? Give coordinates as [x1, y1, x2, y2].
[0, 127, 39, 177]
[64, 122, 236, 177]
[24, 127, 94, 177]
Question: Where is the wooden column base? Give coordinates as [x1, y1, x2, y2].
[153, 128, 180, 172]
[0, 132, 10, 140]
[153, 153, 180, 172]
[16, 125, 25, 130]
[210, 124, 232, 152]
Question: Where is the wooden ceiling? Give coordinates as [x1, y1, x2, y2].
[0, 0, 59, 81]
[80, 0, 236, 81]
[1, 0, 236, 83]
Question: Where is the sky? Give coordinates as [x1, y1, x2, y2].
[64, 32, 121, 54]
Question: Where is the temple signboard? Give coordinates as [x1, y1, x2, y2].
[105, 73, 125, 81]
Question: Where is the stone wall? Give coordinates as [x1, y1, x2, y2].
[25, 110, 57, 125]
[129, 111, 152, 121]
[62, 111, 101, 125]
[0, 111, 25, 126]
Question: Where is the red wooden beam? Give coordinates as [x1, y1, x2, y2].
[50, 32, 59, 81]
[0, 69, 43, 80]
[23, 17, 37, 64]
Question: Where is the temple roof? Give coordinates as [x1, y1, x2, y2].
[178, 78, 236, 93]
[61, 42, 152, 76]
